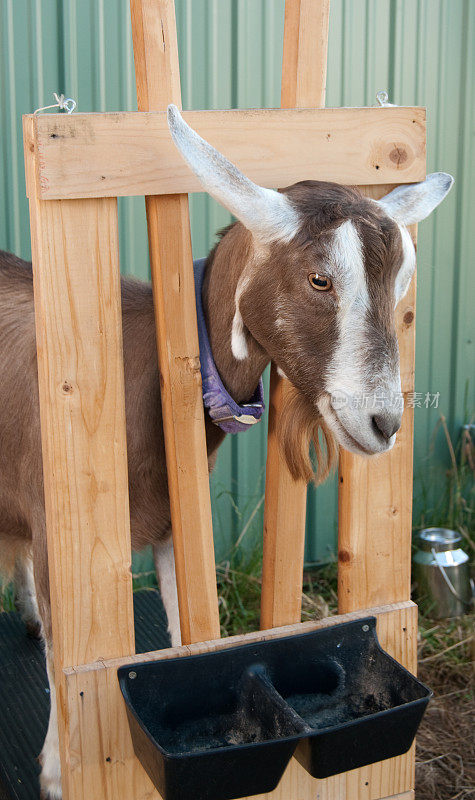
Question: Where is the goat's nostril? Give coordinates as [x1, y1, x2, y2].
[372, 414, 401, 441]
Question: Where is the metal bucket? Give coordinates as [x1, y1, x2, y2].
[413, 528, 472, 619]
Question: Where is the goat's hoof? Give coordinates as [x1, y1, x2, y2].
[39, 777, 62, 800]
[39, 772, 62, 800]
[39, 750, 62, 800]
[40, 790, 62, 800]
[169, 628, 182, 648]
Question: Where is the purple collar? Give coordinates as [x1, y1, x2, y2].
[194, 258, 265, 434]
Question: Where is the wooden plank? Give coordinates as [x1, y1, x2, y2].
[336, 185, 418, 800]
[261, 0, 329, 629]
[281, 0, 330, 106]
[261, 371, 307, 628]
[23, 116, 135, 800]
[63, 603, 417, 800]
[338, 186, 417, 612]
[27, 106, 427, 200]
[261, 10, 412, 800]
[382, 794, 414, 800]
[130, 0, 220, 645]
[338, 403, 415, 609]
[260, 8, 329, 797]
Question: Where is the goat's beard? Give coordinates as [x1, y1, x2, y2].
[277, 383, 338, 485]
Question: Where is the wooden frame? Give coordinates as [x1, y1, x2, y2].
[62, 602, 417, 800]
[22, 1, 421, 799]
[28, 107, 425, 200]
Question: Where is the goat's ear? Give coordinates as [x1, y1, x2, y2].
[377, 172, 454, 225]
[167, 104, 299, 244]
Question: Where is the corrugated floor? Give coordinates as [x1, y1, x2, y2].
[0, 590, 170, 800]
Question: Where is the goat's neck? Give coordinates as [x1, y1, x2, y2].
[202, 224, 269, 404]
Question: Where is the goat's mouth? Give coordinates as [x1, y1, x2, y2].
[317, 393, 397, 457]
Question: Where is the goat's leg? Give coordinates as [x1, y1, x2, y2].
[32, 522, 62, 800]
[39, 639, 61, 800]
[14, 550, 42, 638]
[153, 536, 182, 647]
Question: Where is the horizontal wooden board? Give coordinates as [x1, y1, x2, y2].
[63, 602, 417, 800]
[27, 106, 426, 200]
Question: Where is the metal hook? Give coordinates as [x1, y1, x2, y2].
[376, 89, 396, 108]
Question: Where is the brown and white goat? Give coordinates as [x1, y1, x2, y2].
[0, 106, 452, 798]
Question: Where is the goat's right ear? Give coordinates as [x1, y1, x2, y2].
[167, 104, 299, 244]
[377, 172, 454, 225]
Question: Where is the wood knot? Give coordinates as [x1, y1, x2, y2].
[389, 146, 408, 166]
[176, 355, 201, 374]
[403, 310, 414, 325]
[338, 549, 351, 563]
[61, 381, 73, 394]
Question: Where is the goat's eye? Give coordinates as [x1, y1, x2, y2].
[308, 273, 332, 291]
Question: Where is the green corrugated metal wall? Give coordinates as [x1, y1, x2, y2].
[1, 0, 473, 565]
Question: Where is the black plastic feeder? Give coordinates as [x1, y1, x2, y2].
[118, 617, 431, 800]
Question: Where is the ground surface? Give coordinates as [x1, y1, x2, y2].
[300, 570, 475, 800]
[0, 590, 170, 800]
[416, 640, 474, 800]
[0, 581, 473, 800]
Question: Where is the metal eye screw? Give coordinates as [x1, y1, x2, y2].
[362, 624, 370, 632]
[129, 671, 137, 679]
[375, 89, 397, 107]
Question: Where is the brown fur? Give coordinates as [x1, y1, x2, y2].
[203, 181, 403, 483]
[278, 384, 338, 484]
[0, 167, 435, 798]
[0, 180, 405, 626]
[0, 251, 221, 638]
[282, 181, 403, 390]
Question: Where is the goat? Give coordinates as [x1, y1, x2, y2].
[0, 106, 452, 799]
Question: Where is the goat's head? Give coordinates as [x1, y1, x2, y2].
[168, 105, 453, 479]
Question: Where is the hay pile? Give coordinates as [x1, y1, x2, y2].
[416, 621, 474, 800]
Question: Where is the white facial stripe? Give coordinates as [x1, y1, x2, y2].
[324, 221, 369, 398]
[395, 224, 416, 304]
[330, 220, 367, 296]
[324, 220, 401, 409]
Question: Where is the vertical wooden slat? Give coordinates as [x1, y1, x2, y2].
[261, 0, 330, 630]
[336, 190, 418, 797]
[130, 0, 220, 645]
[259, 4, 331, 797]
[24, 116, 135, 800]
[337, 188, 417, 613]
[280, 0, 331, 108]
[61, 602, 416, 800]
